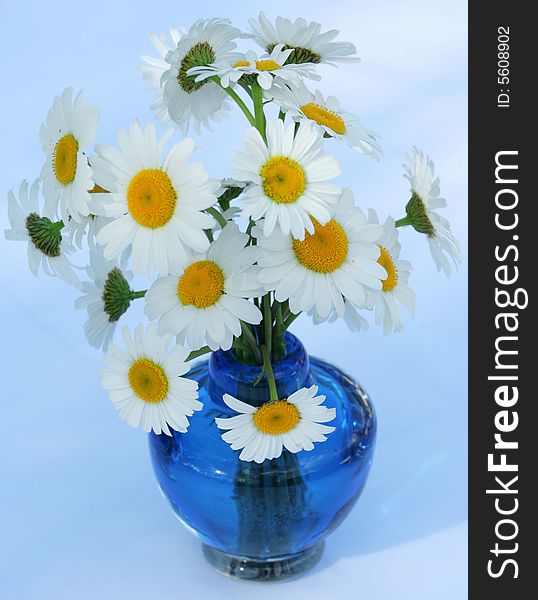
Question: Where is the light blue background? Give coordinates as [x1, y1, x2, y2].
[0, 1, 467, 598]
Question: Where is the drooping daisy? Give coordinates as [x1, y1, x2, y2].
[40, 87, 100, 224]
[5, 179, 79, 286]
[139, 28, 184, 125]
[160, 18, 242, 134]
[101, 323, 202, 435]
[232, 119, 342, 240]
[188, 43, 320, 91]
[75, 246, 132, 351]
[90, 121, 217, 276]
[403, 148, 461, 277]
[145, 223, 263, 351]
[246, 12, 360, 66]
[256, 189, 387, 322]
[216, 385, 336, 463]
[309, 299, 370, 332]
[270, 80, 382, 159]
[364, 210, 415, 334]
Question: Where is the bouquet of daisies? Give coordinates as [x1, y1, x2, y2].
[5, 13, 460, 464]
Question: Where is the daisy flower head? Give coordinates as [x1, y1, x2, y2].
[256, 189, 387, 322]
[216, 385, 336, 463]
[160, 18, 242, 134]
[232, 119, 342, 240]
[365, 210, 415, 334]
[271, 80, 382, 159]
[246, 12, 360, 66]
[145, 223, 263, 351]
[188, 43, 320, 91]
[5, 179, 79, 286]
[139, 28, 184, 126]
[75, 246, 133, 351]
[90, 121, 217, 277]
[403, 148, 461, 277]
[101, 323, 202, 435]
[40, 87, 100, 224]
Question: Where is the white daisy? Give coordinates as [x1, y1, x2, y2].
[216, 385, 336, 463]
[160, 18, 242, 134]
[145, 223, 263, 351]
[5, 179, 79, 286]
[403, 148, 461, 277]
[101, 323, 202, 435]
[40, 87, 100, 224]
[75, 246, 133, 351]
[270, 80, 382, 159]
[139, 28, 184, 126]
[309, 299, 370, 332]
[90, 121, 217, 277]
[365, 210, 415, 334]
[232, 119, 342, 240]
[256, 189, 387, 322]
[246, 12, 360, 66]
[188, 43, 320, 91]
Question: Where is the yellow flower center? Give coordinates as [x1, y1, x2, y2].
[233, 60, 251, 68]
[378, 245, 398, 292]
[127, 169, 177, 229]
[255, 59, 281, 71]
[253, 400, 301, 435]
[53, 134, 79, 185]
[128, 358, 169, 403]
[300, 103, 346, 135]
[260, 156, 306, 204]
[293, 218, 348, 273]
[177, 260, 225, 309]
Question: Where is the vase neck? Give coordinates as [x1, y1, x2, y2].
[208, 333, 313, 407]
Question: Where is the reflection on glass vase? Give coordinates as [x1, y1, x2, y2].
[149, 333, 376, 581]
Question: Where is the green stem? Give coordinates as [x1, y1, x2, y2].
[395, 215, 413, 228]
[260, 344, 279, 401]
[206, 206, 227, 229]
[186, 346, 212, 361]
[212, 76, 256, 127]
[278, 109, 286, 122]
[283, 311, 300, 330]
[263, 293, 272, 358]
[130, 290, 147, 299]
[252, 83, 266, 141]
[240, 321, 262, 364]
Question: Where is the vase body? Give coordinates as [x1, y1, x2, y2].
[149, 333, 376, 580]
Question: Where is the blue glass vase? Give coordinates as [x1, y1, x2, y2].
[149, 333, 376, 581]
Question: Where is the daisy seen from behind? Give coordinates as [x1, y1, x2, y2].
[40, 87, 100, 224]
[256, 189, 387, 322]
[5, 179, 79, 286]
[101, 323, 202, 435]
[246, 12, 360, 65]
[75, 246, 133, 351]
[188, 43, 320, 91]
[365, 210, 415, 334]
[401, 148, 461, 277]
[91, 121, 217, 277]
[270, 80, 382, 159]
[233, 119, 342, 240]
[144, 223, 263, 351]
[139, 28, 184, 126]
[216, 385, 336, 463]
[161, 18, 241, 133]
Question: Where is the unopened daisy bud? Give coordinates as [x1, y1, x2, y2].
[25, 213, 63, 257]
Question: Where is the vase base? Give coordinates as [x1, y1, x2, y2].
[201, 541, 324, 581]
